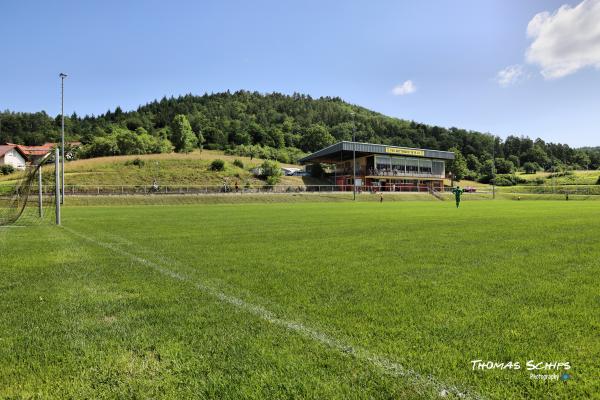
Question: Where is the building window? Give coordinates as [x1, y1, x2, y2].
[391, 157, 405, 174]
[432, 160, 445, 176]
[406, 158, 419, 174]
[375, 156, 391, 173]
[419, 159, 432, 174]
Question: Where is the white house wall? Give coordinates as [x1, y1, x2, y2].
[1, 150, 27, 170]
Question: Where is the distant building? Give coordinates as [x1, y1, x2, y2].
[281, 167, 301, 176]
[299, 141, 455, 192]
[0, 145, 28, 170]
[15, 143, 54, 163]
[0, 141, 81, 165]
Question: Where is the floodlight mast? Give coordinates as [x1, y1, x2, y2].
[351, 112, 356, 201]
[59, 73, 67, 205]
[55, 147, 61, 225]
[492, 136, 496, 199]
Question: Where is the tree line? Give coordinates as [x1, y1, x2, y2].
[1, 90, 598, 172]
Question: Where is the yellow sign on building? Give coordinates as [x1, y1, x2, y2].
[385, 147, 425, 157]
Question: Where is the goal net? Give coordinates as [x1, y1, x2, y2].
[0, 153, 57, 226]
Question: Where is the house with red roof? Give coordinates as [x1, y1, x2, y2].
[15, 143, 54, 163]
[0, 144, 28, 170]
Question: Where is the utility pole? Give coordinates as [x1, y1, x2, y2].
[492, 136, 496, 199]
[55, 148, 61, 225]
[59, 73, 67, 204]
[351, 112, 356, 201]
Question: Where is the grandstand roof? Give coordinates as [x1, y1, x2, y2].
[299, 141, 455, 164]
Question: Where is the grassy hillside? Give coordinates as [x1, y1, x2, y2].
[0, 150, 329, 188]
[1, 150, 597, 191]
[516, 170, 600, 185]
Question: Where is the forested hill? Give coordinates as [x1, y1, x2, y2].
[1, 90, 599, 171]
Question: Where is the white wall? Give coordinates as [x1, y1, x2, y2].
[0, 149, 27, 170]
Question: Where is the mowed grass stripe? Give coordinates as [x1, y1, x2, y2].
[62, 201, 600, 399]
[1, 224, 434, 399]
[63, 225, 482, 400]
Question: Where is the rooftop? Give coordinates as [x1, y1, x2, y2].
[0, 144, 28, 158]
[299, 141, 455, 164]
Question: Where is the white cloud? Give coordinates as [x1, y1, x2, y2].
[525, 0, 600, 79]
[392, 80, 416, 95]
[496, 64, 525, 87]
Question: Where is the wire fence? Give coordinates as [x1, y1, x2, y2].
[501, 185, 600, 195]
[39, 184, 464, 196]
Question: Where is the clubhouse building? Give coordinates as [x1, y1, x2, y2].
[299, 141, 455, 192]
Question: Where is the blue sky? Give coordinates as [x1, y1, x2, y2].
[1, 0, 599, 147]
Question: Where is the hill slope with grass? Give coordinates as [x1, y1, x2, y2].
[0, 150, 328, 188]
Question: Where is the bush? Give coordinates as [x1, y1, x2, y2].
[492, 176, 515, 186]
[464, 170, 479, 181]
[232, 159, 244, 169]
[1, 165, 15, 175]
[596, 176, 600, 185]
[258, 160, 283, 185]
[210, 159, 225, 171]
[491, 174, 526, 186]
[548, 170, 574, 178]
[266, 175, 280, 186]
[125, 158, 145, 168]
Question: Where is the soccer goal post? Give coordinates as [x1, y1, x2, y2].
[0, 148, 60, 227]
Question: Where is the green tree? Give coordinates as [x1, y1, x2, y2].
[448, 147, 468, 181]
[522, 162, 540, 174]
[573, 151, 591, 169]
[203, 126, 228, 149]
[494, 158, 515, 174]
[466, 154, 481, 172]
[507, 155, 520, 168]
[170, 114, 197, 153]
[478, 159, 496, 183]
[84, 135, 119, 157]
[115, 128, 146, 155]
[299, 124, 335, 152]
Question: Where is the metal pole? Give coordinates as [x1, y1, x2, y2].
[60, 73, 67, 204]
[492, 136, 496, 199]
[55, 148, 61, 225]
[352, 112, 356, 201]
[38, 164, 43, 218]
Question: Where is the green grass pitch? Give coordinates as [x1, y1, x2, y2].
[1, 201, 598, 399]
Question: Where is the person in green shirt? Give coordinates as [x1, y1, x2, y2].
[452, 186, 464, 208]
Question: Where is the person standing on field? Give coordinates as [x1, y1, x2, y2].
[452, 186, 464, 208]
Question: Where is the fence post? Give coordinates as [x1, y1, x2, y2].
[38, 164, 43, 218]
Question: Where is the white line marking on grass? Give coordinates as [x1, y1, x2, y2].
[63, 226, 483, 400]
